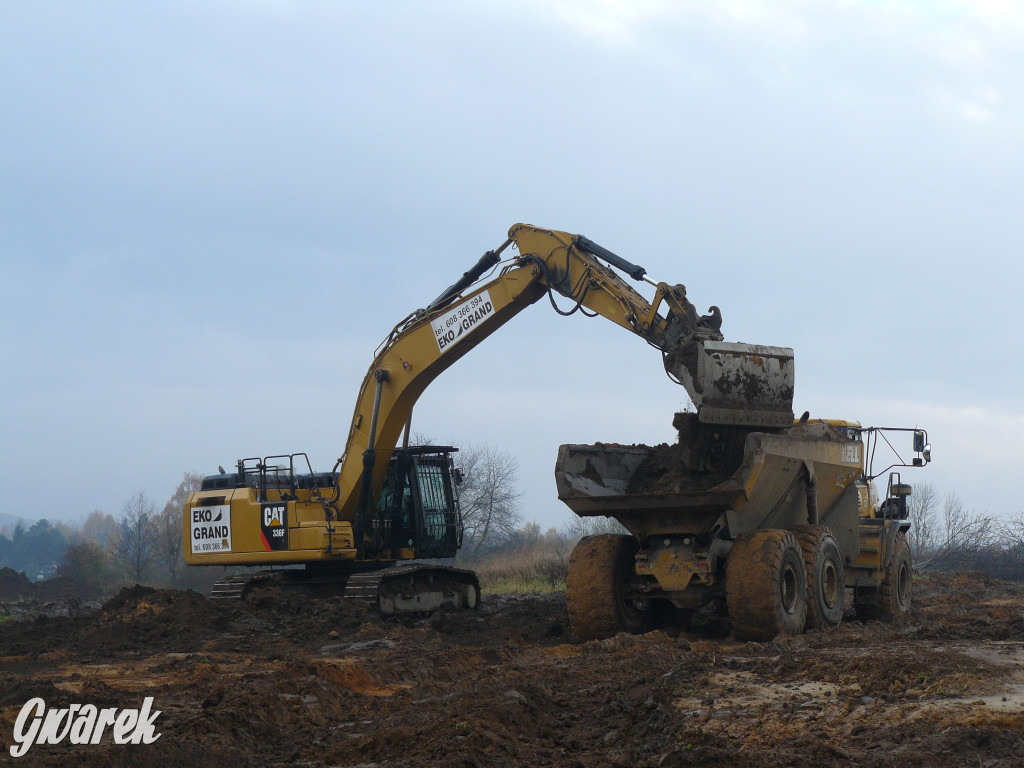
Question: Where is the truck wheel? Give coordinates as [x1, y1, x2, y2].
[869, 533, 913, 621]
[726, 529, 807, 642]
[793, 525, 845, 629]
[567, 534, 648, 642]
[462, 579, 481, 610]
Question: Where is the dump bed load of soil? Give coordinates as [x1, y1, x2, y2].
[626, 412, 756, 494]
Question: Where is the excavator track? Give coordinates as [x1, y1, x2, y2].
[345, 564, 481, 615]
[209, 571, 280, 600]
[211, 565, 480, 615]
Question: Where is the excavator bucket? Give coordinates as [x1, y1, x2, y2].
[667, 341, 795, 428]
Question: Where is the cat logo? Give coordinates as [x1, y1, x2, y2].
[263, 505, 284, 527]
[260, 503, 289, 551]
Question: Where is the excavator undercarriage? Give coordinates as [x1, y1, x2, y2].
[210, 563, 480, 614]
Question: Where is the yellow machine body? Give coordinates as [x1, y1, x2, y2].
[184, 224, 797, 577]
[555, 419, 928, 599]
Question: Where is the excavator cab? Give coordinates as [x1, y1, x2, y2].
[377, 446, 462, 558]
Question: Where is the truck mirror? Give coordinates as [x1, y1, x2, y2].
[923, 444, 931, 463]
[913, 430, 926, 453]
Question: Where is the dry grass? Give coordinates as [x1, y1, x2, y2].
[464, 545, 570, 594]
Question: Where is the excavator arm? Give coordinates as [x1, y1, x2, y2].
[335, 224, 795, 535]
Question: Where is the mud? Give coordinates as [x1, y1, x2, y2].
[0, 567, 103, 622]
[626, 413, 753, 494]
[1, 572, 1023, 766]
[0, 567, 34, 599]
[623, 414, 853, 496]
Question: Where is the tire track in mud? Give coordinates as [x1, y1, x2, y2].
[1, 574, 1023, 767]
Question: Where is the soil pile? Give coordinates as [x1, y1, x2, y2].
[627, 413, 753, 494]
[0, 585, 230, 658]
[0, 567, 110, 617]
[0, 567, 34, 599]
[2, 573, 1023, 767]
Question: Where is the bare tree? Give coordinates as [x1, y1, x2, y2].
[943, 492, 968, 549]
[455, 443, 522, 555]
[916, 491, 996, 572]
[156, 473, 203, 584]
[906, 482, 939, 559]
[562, 515, 629, 542]
[56, 538, 113, 598]
[1001, 510, 1024, 551]
[114, 492, 157, 582]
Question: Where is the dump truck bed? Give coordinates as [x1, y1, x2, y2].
[555, 420, 865, 542]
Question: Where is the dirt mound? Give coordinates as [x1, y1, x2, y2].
[0, 585, 232, 658]
[3, 577, 1024, 767]
[34, 574, 104, 602]
[0, 566, 34, 598]
[0, 567, 110, 618]
[627, 413, 753, 494]
[90, 585, 231, 653]
[913, 571, 1024, 641]
[408, 592, 568, 646]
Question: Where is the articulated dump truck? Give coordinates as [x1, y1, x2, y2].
[557, 414, 931, 642]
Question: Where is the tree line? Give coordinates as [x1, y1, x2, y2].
[0, 473, 205, 597]
[7, 453, 1019, 599]
[0, 440, 530, 596]
[907, 482, 1024, 580]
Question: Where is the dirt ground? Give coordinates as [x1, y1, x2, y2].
[1, 572, 1023, 767]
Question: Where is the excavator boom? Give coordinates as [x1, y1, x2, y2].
[339, 223, 795, 524]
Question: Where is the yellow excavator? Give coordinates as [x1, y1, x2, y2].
[183, 224, 795, 611]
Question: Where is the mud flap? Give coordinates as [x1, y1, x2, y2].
[667, 340, 795, 428]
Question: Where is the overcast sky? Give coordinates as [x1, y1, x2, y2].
[1, 0, 1021, 531]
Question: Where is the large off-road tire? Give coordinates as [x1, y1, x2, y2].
[726, 529, 807, 642]
[792, 525, 845, 629]
[567, 534, 648, 642]
[859, 533, 912, 622]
